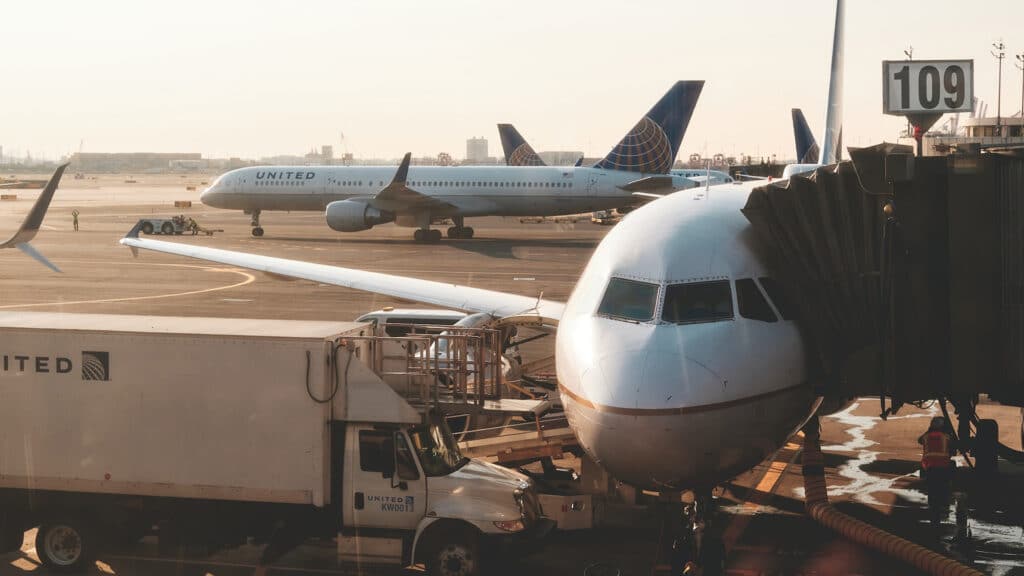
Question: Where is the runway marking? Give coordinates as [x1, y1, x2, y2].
[720, 438, 802, 549]
[0, 262, 255, 309]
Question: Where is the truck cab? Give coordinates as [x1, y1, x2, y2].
[340, 410, 552, 575]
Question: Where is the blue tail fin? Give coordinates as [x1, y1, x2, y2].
[791, 108, 820, 163]
[498, 124, 546, 166]
[594, 80, 704, 174]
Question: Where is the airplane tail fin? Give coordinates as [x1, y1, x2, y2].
[594, 80, 704, 174]
[0, 162, 68, 272]
[792, 108, 820, 164]
[498, 124, 546, 166]
[818, 0, 844, 165]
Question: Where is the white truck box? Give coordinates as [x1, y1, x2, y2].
[0, 311, 414, 507]
[0, 312, 551, 574]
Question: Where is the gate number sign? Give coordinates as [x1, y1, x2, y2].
[883, 60, 974, 115]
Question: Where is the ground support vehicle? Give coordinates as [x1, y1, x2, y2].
[136, 215, 187, 235]
[0, 312, 552, 575]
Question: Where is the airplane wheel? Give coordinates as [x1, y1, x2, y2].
[414, 229, 424, 242]
[428, 229, 442, 243]
[462, 227, 474, 239]
[252, 227, 264, 237]
[141, 222, 154, 235]
[447, 226, 459, 238]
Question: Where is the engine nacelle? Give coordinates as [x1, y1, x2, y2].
[325, 200, 392, 232]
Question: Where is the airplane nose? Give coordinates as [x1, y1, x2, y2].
[199, 186, 222, 207]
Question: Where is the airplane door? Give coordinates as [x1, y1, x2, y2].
[587, 172, 602, 196]
[345, 426, 426, 531]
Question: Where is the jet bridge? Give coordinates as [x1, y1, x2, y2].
[742, 144, 1024, 449]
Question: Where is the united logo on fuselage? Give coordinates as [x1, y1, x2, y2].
[255, 171, 316, 181]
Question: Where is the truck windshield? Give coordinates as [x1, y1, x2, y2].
[407, 420, 467, 477]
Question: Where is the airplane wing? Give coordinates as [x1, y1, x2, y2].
[370, 153, 457, 213]
[631, 191, 664, 200]
[120, 229, 565, 324]
[0, 163, 69, 272]
[618, 175, 698, 195]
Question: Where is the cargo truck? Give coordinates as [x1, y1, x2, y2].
[0, 312, 552, 575]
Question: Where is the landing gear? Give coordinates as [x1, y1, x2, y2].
[249, 210, 264, 237]
[663, 490, 725, 576]
[446, 226, 474, 239]
[446, 217, 475, 239]
[414, 228, 441, 243]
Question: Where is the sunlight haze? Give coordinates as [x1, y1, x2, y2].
[2, 0, 1022, 162]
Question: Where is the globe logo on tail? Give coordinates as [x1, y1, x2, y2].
[594, 117, 673, 174]
[509, 144, 545, 167]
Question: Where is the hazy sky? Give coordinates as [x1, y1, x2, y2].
[2, 1, 1022, 162]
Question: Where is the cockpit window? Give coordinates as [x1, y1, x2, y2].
[757, 277, 797, 320]
[736, 278, 777, 322]
[597, 277, 659, 322]
[661, 280, 733, 324]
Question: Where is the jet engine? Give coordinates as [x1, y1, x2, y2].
[325, 200, 393, 232]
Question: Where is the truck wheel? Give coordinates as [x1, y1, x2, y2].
[429, 533, 480, 576]
[161, 222, 175, 234]
[35, 521, 95, 573]
[141, 222, 154, 235]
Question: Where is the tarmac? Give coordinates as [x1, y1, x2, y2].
[0, 175, 1021, 575]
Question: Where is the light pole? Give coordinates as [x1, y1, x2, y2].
[1016, 54, 1024, 135]
[992, 41, 1006, 136]
[904, 46, 914, 137]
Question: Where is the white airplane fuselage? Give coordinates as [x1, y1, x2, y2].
[555, 183, 818, 490]
[201, 165, 691, 223]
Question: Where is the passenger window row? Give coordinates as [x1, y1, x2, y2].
[318, 179, 574, 189]
[596, 276, 795, 325]
[406, 181, 571, 189]
[255, 180, 308, 186]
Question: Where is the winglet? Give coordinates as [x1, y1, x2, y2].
[124, 220, 145, 239]
[392, 152, 411, 185]
[17, 242, 61, 273]
[0, 162, 69, 249]
[498, 124, 546, 166]
[594, 81, 704, 174]
[0, 163, 68, 272]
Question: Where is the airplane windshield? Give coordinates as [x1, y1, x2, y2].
[661, 280, 734, 324]
[597, 277, 659, 322]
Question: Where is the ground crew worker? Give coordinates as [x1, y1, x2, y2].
[72, 209, 79, 231]
[188, 217, 198, 235]
[918, 415, 955, 531]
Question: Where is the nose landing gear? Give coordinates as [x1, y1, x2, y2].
[660, 490, 725, 576]
[249, 210, 264, 237]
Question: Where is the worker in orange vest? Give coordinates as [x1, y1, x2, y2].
[918, 416, 955, 530]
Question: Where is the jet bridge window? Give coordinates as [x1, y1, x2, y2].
[735, 278, 777, 322]
[661, 280, 733, 324]
[597, 277, 659, 322]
